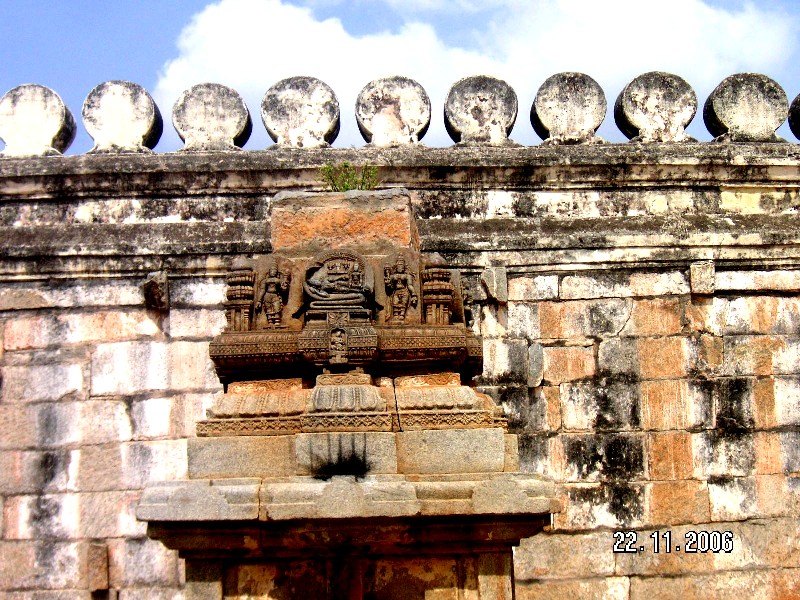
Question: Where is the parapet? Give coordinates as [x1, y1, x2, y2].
[1, 71, 799, 156]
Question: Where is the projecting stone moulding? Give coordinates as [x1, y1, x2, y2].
[137, 188, 557, 599]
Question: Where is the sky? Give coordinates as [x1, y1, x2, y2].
[2, 0, 800, 153]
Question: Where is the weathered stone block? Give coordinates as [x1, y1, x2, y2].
[130, 396, 186, 440]
[507, 302, 539, 340]
[560, 271, 688, 300]
[555, 482, 645, 530]
[561, 433, 645, 483]
[780, 431, 800, 473]
[517, 578, 630, 600]
[690, 261, 715, 295]
[0, 540, 90, 590]
[76, 440, 187, 492]
[692, 432, 755, 479]
[542, 345, 594, 385]
[507, 275, 558, 301]
[648, 480, 710, 525]
[0, 405, 38, 449]
[4, 311, 159, 350]
[481, 266, 508, 303]
[540, 299, 630, 340]
[598, 337, 638, 376]
[754, 432, 783, 475]
[396, 429, 505, 474]
[560, 377, 639, 432]
[514, 532, 615, 579]
[0, 449, 74, 493]
[36, 400, 132, 447]
[637, 337, 689, 379]
[482, 338, 529, 382]
[648, 431, 693, 480]
[3, 493, 80, 540]
[1, 363, 85, 403]
[295, 432, 397, 476]
[622, 298, 683, 337]
[481, 304, 507, 338]
[716, 269, 800, 292]
[0, 281, 144, 311]
[188, 435, 295, 479]
[708, 476, 757, 521]
[80, 491, 146, 538]
[168, 308, 227, 338]
[108, 537, 181, 588]
[169, 277, 226, 307]
[527, 343, 543, 388]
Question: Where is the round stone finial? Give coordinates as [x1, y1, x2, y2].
[355, 76, 431, 146]
[444, 76, 518, 145]
[531, 72, 606, 145]
[82, 81, 163, 153]
[172, 83, 252, 151]
[0, 84, 76, 157]
[788, 94, 800, 142]
[705, 73, 788, 143]
[614, 72, 697, 142]
[261, 76, 339, 148]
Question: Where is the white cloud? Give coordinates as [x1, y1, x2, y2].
[154, 0, 797, 149]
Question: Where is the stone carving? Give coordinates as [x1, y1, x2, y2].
[254, 260, 291, 329]
[304, 250, 373, 313]
[384, 255, 418, 323]
[421, 267, 455, 325]
[223, 266, 255, 332]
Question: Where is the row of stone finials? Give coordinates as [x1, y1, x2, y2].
[0, 71, 797, 157]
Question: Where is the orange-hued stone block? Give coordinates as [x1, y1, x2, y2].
[627, 298, 683, 337]
[640, 380, 689, 430]
[638, 337, 688, 379]
[542, 345, 595, 385]
[270, 190, 419, 256]
[753, 378, 778, 429]
[648, 480, 710, 525]
[755, 432, 783, 475]
[649, 431, 693, 480]
[542, 386, 562, 431]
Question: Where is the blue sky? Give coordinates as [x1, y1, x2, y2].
[2, 0, 800, 152]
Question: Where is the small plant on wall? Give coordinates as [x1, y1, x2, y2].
[320, 161, 379, 191]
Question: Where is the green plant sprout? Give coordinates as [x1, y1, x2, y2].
[320, 161, 379, 192]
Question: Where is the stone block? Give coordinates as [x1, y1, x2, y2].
[754, 432, 783, 475]
[168, 308, 227, 339]
[480, 304, 507, 338]
[295, 432, 397, 476]
[91, 340, 220, 396]
[540, 299, 630, 340]
[597, 337, 638, 376]
[637, 337, 689, 379]
[622, 298, 683, 337]
[482, 338, 529, 383]
[640, 380, 691, 430]
[517, 578, 630, 600]
[0, 405, 38, 449]
[716, 269, 800, 292]
[137, 479, 260, 522]
[514, 532, 615, 579]
[780, 431, 800, 473]
[560, 271, 687, 300]
[517, 434, 564, 480]
[560, 378, 639, 432]
[108, 537, 181, 588]
[756, 474, 792, 517]
[507, 302, 540, 340]
[0, 541, 90, 590]
[561, 433, 645, 483]
[527, 343, 543, 388]
[684, 296, 726, 335]
[541, 345, 595, 385]
[690, 261, 715, 294]
[270, 189, 417, 257]
[4, 311, 160, 350]
[0, 280, 143, 311]
[1, 363, 85, 403]
[0, 449, 76, 494]
[35, 400, 132, 447]
[629, 569, 797, 600]
[3, 493, 80, 540]
[481, 266, 508, 303]
[507, 275, 558, 301]
[648, 480, 710, 525]
[169, 277, 226, 307]
[76, 440, 187, 492]
[188, 435, 295, 479]
[130, 396, 186, 440]
[708, 476, 757, 521]
[648, 431, 693, 480]
[721, 335, 785, 376]
[692, 432, 755, 478]
[555, 482, 645, 530]
[80, 491, 147, 538]
[395, 429, 505, 474]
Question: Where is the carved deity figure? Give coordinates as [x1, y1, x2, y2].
[255, 263, 291, 328]
[304, 251, 372, 310]
[384, 256, 418, 323]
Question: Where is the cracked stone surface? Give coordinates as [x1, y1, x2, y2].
[444, 75, 518, 145]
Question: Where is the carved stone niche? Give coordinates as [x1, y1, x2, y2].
[139, 189, 558, 600]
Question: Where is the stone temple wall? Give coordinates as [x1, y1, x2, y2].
[1, 73, 800, 598]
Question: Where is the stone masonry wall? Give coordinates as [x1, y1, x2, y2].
[2, 143, 800, 598]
